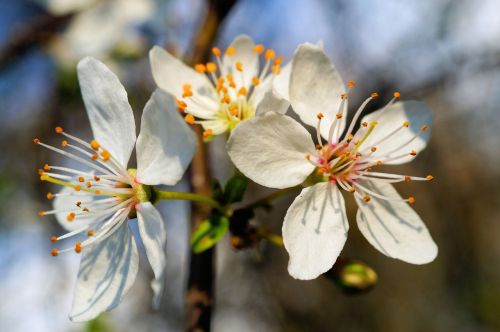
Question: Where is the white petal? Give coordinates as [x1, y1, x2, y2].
[222, 35, 259, 89]
[137, 202, 167, 309]
[53, 185, 101, 232]
[253, 62, 291, 115]
[255, 90, 290, 115]
[289, 43, 346, 139]
[70, 222, 139, 322]
[149, 46, 214, 100]
[77, 57, 136, 167]
[360, 101, 432, 164]
[136, 89, 196, 185]
[355, 181, 437, 264]
[227, 113, 316, 189]
[283, 183, 348, 280]
[273, 61, 291, 101]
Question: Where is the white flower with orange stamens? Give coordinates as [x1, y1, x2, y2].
[227, 43, 437, 280]
[35, 57, 196, 320]
[149, 34, 291, 137]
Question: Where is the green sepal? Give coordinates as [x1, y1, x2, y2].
[223, 173, 248, 204]
[191, 214, 229, 254]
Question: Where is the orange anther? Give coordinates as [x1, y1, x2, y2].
[264, 49, 275, 60]
[46, 192, 53, 200]
[176, 99, 187, 109]
[271, 64, 281, 74]
[33, 138, 40, 144]
[87, 229, 95, 236]
[363, 195, 371, 202]
[394, 91, 401, 99]
[362, 121, 368, 127]
[317, 112, 324, 120]
[212, 47, 221, 57]
[235, 62, 243, 72]
[43, 164, 50, 171]
[78, 176, 84, 182]
[91, 154, 98, 160]
[376, 160, 383, 166]
[348, 80, 356, 87]
[403, 121, 410, 127]
[55, 126, 63, 134]
[66, 212, 76, 222]
[75, 242, 82, 254]
[51, 249, 58, 257]
[38, 169, 44, 175]
[347, 134, 354, 141]
[95, 190, 102, 195]
[90, 140, 100, 150]
[336, 113, 343, 119]
[38, 210, 45, 217]
[51, 236, 57, 243]
[408, 196, 415, 204]
[371, 92, 379, 99]
[229, 107, 238, 116]
[182, 83, 192, 92]
[410, 150, 417, 156]
[305, 154, 311, 160]
[86, 181, 92, 188]
[226, 47, 236, 56]
[340, 93, 348, 100]
[252, 76, 260, 86]
[61, 140, 68, 147]
[222, 94, 231, 104]
[421, 125, 429, 132]
[94, 175, 100, 181]
[405, 176, 411, 183]
[253, 44, 264, 54]
[182, 90, 193, 98]
[202, 129, 213, 138]
[206, 62, 217, 73]
[274, 56, 283, 65]
[371, 147, 377, 152]
[101, 150, 110, 161]
[185, 114, 195, 125]
[238, 87, 247, 97]
[74, 185, 82, 191]
[348, 188, 356, 193]
[194, 64, 206, 73]
[426, 175, 434, 181]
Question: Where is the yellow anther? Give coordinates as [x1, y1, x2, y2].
[410, 150, 417, 156]
[226, 73, 234, 81]
[376, 160, 383, 166]
[182, 84, 193, 98]
[87, 229, 95, 236]
[317, 112, 324, 120]
[78, 176, 84, 182]
[46, 192, 53, 200]
[185, 114, 195, 124]
[226, 47, 236, 55]
[86, 181, 92, 188]
[61, 140, 68, 147]
[183, 83, 192, 92]
[229, 107, 238, 116]
[38, 210, 45, 217]
[362, 121, 368, 127]
[75, 242, 82, 254]
[101, 150, 110, 161]
[253, 44, 264, 54]
[394, 91, 401, 99]
[264, 49, 275, 60]
[235, 62, 243, 72]
[94, 175, 100, 181]
[408, 196, 415, 204]
[238, 87, 247, 97]
[371, 92, 379, 99]
[222, 94, 231, 104]
[363, 195, 371, 202]
[95, 190, 102, 195]
[421, 125, 429, 132]
[55, 126, 63, 134]
[51, 249, 58, 257]
[347, 134, 354, 141]
[66, 212, 76, 222]
[405, 176, 411, 183]
[50, 236, 57, 243]
[426, 175, 434, 181]
[348, 80, 356, 87]
[194, 64, 206, 73]
[252, 76, 260, 86]
[403, 121, 410, 127]
[33, 138, 40, 144]
[74, 185, 81, 191]
[336, 113, 343, 119]
[371, 147, 377, 152]
[206, 62, 217, 73]
[40, 173, 49, 181]
[90, 140, 100, 150]
[212, 47, 221, 57]
[202, 129, 213, 138]
[182, 90, 193, 98]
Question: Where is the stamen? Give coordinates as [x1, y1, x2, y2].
[408, 196, 415, 204]
[253, 44, 264, 54]
[74, 242, 82, 253]
[46, 192, 54, 200]
[195, 64, 206, 73]
[90, 140, 100, 150]
[264, 49, 275, 60]
[185, 114, 195, 124]
[51, 249, 58, 257]
[206, 62, 217, 73]
[226, 47, 236, 56]
[212, 47, 221, 57]
[51, 236, 57, 243]
[426, 175, 434, 181]
[55, 126, 63, 134]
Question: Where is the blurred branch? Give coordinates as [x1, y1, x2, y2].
[185, 1, 237, 331]
[0, 12, 72, 68]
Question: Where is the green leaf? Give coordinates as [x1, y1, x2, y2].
[224, 174, 248, 204]
[211, 180, 224, 203]
[191, 215, 229, 254]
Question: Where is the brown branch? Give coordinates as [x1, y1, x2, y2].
[185, 1, 237, 331]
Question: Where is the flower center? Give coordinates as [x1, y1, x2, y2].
[179, 44, 283, 137]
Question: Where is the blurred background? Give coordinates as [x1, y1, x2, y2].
[1, 0, 499, 331]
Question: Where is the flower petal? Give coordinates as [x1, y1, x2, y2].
[355, 180, 438, 264]
[137, 202, 167, 309]
[227, 113, 316, 189]
[283, 182, 348, 280]
[70, 222, 139, 322]
[289, 43, 346, 139]
[222, 35, 259, 89]
[77, 57, 136, 166]
[136, 89, 196, 185]
[254, 62, 291, 115]
[359, 101, 432, 164]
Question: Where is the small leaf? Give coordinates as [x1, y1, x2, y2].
[211, 180, 224, 203]
[224, 174, 248, 204]
[191, 215, 229, 254]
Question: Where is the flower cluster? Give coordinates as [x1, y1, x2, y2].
[35, 35, 437, 320]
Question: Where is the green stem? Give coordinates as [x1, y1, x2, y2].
[155, 189, 223, 212]
[243, 186, 300, 210]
